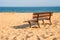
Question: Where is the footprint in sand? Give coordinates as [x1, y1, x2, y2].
[26, 33, 40, 40]
[12, 36, 17, 40]
[0, 35, 4, 40]
[5, 37, 9, 40]
[46, 32, 54, 36]
[0, 35, 9, 40]
[36, 35, 40, 40]
[41, 32, 54, 39]
[52, 38, 57, 40]
[26, 35, 40, 40]
[41, 34, 47, 39]
[26, 32, 33, 39]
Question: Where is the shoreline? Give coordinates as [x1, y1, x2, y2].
[0, 12, 60, 13]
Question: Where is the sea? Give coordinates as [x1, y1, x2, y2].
[0, 7, 60, 12]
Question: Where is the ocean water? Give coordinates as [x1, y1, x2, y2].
[0, 7, 60, 12]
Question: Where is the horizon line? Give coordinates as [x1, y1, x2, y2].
[0, 6, 60, 7]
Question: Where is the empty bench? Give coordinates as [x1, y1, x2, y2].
[24, 12, 53, 28]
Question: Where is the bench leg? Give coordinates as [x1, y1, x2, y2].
[49, 19, 52, 25]
[37, 21, 40, 28]
[42, 20, 44, 25]
[28, 21, 31, 28]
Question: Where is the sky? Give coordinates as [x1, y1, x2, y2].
[0, 0, 60, 7]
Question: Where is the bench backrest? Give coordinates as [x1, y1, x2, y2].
[33, 12, 53, 19]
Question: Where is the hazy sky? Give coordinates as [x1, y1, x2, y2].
[0, 0, 60, 7]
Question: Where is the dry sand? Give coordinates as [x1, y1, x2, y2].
[0, 12, 60, 40]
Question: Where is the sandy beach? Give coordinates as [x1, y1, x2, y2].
[0, 12, 60, 40]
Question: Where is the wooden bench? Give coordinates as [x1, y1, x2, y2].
[24, 12, 53, 28]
